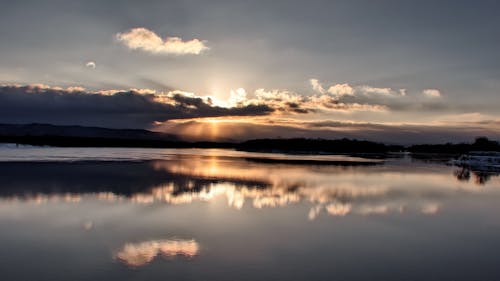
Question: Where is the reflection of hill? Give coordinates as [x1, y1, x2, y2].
[0, 161, 269, 197]
[0, 123, 178, 141]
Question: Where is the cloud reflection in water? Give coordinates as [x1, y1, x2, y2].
[115, 239, 199, 267]
[0, 155, 498, 220]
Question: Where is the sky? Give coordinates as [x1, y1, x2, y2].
[0, 0, 499, 143]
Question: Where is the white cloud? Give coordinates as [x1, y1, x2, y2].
[422, 89, 441, 98]
[327, 83, 354, 97]
[358, 86, 393, 95]
[85, 61, 96, 69]
[116, 27, 209, 55]
[309, 79, 326, 94]
[309, 79, 402, 98]
[228, 88, 247, 106]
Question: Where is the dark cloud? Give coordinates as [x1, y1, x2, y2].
[0, 85, 274, 128]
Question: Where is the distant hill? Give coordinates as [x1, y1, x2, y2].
[0, 123, 193, 148]
[0, 123, 178, 141]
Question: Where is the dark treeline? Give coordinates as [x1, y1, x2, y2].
[1, 135, 403, 153]
[2, 135, 500, 155]
[408, 137, 500, 154]
[237, 138, 404, 153]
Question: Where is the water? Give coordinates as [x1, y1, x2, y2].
[0, 147, 499, 281]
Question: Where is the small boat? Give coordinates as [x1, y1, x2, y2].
[450, 151, 500, 172]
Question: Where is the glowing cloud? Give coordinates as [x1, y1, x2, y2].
[328, 83, 354, 97]
[116, 27, 209, 55]
[228, 88, 248, 107]
[85, 61, 96, 69]
[310, 79, 326, 94]
[310, 79, 406, 99]
[423, 89, 442, 98]
[358, 86, 393, 95]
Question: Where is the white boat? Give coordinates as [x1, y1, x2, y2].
[450, 151, 500, 172]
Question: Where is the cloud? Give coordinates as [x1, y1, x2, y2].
[253, 88, 386, 114]
[0, 79, 451, 133]
[228, 88, 248, 107]
[0, 84, 390, 130]
[0, 85, 273, 128]
[358, 86, 394, 95]
[327, 83, 354, 97]
[0, 82, 484, 141]
[310, 79, 326, 94]
[85, 61, 96, 69]
[310, 79, 402, 98]
[116, 27, 209, 55]
[423, 89, 442, 98]
[309, 79, 448, 111]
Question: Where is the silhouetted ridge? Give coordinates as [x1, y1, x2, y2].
[0, 123, 177, 140]
[0, 123, 233, 148]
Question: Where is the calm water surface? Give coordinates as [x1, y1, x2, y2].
[0, 146, 499, 281]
